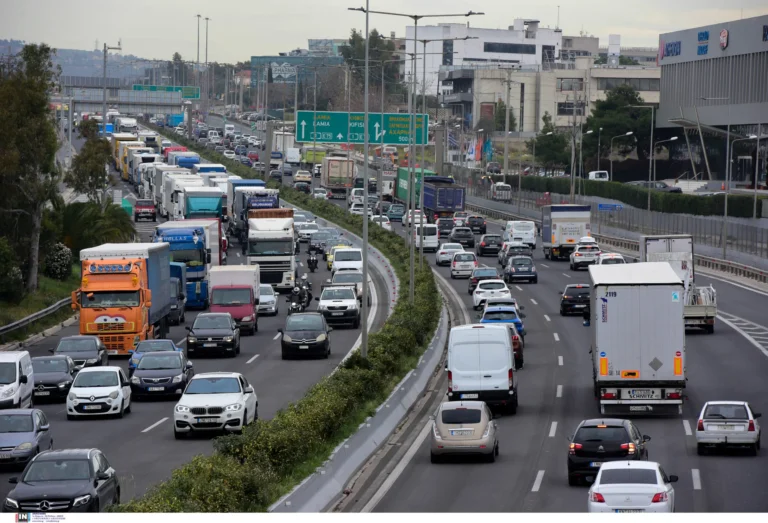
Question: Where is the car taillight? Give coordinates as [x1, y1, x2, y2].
[531, 267, 536, 272]
[447, 371, 453, 392]
[480, 242, 486, 247]
[574, 253, 582, 257]
[508, 369, 513, 389]
[508, 268, 516, 273]
[620, 442, 636, 454]
[748, 420, 756, 432]
[666, 391, 682, 400]
[474, 261, 478, 267]
[483, 221, 487, 225]
[600, 390, 617, 400]
[439, 251, 445, 256]
[651, 492, 668, 503]
[590, 492, 605, 503]
[697, 419, 704, 431]
[569, 442, 583, 455]
[471, 278, 478, 283]
[452, 261, 457, 267]
[511, 334, 519, 342]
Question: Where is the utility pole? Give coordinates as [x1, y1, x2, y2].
[503, 68, 512, 186]
[347, 65, 352, 163]
[294, 65, 299, 133]
[101, 41, 121, 137]
[205, 17, 210, 118]
[361, 0, 370, 358]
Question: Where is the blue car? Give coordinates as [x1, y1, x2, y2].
[239, 157, 253, 167]
[479, 306, 525, 368]
[128, 339, 183, 374]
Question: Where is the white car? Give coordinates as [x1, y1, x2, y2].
[695, 401, 762, 455]
[597, 252, 626, 265]
[452, 211, 469, 227]
[578, 236, 598, 246]
[404, 210, 425, 227]
[435, 243, 465, 266]
[223, 150, 236, 160]
[472, 279, 511, 310]
[348, 188, 364, 206]
[173, 372, 258, 439]
[317, 285, 360, 328]
[297, 222, 319, 242]
[66, 366, 132, 420]
[349, 203, 372, 217]
[257, 283, 278, 316]
[331, 248, 363, 274]
[295, 170, 312, 183]
[450, 251, 477, 279]
[313, 188, 329, 200]
[313, 164, 322, 177]
[587, 461, 677, 513]
[569, 244, 601, 270]
[371, 215, 392, 231]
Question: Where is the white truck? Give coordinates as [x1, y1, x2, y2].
[115, 116, 138, 134]
[137, 161, 165, 199]
[162, 175, 203, 219]
[541, 204, 591, 261]
[586, 262, 686, 416]
[286, 148, 301, 165]
[148, 165, 188, 208]
[272, 131, 295, 152]
[208, 265, 260, 334]
[246, 209, 296, 291]
[491, 182, 512, 202]
[639, 234, 717, 334]
[181, 186, 225, 220]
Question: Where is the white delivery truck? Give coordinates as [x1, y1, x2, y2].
[149, 165, 188, 208]
[162, 175, 202, 219]
[639, 234, 716, 334]
[247, 209, 296, 291]
[586, 262, 686, 415]
[541, 204, 591, 260]
[208, 265, 260, 334]
[286, 148, 301, 165]
[504, 220, 537, 250]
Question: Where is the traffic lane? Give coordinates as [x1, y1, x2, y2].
[696, 272, 768, 329]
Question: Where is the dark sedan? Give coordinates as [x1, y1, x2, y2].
[3, 448, 119, 512]
[31, 356, 76, 402]
[278, 313, 332, 360]
[129, 352, 194, 399]
[436, 218, 454, 238]
[186, 313, 241, 357]
[504, 256, 538, 284]
[269, 170, 283, 182]
[449, 227, 476, 248]
[294, 182, 311, 195]
[626, 180, 683, 193]
[49, 336, 108, 370]
[0, 410, 52, 468]
[559, 284, 590, 315]
[468, 267, 501, 295]
[466, 215, 486, 235]
[476, 234, 502, 256]
[308, 231, 332, 255]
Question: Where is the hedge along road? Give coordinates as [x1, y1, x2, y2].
[307, 176, 768, 512]
[0, 137, 390, 503]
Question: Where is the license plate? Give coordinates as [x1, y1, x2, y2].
[196, 418, 218, 424]
[574, 304, 585, 308]
[107, 350, 118, 355]
[148, 387, 164, 392]
[84, 405, 100, 410]
[450, 429, 473, 436]
[627, 390, 658, 400]
[0, 454, 10, 459]
[590, 462, 603, 468]
[332, 312, 344, 316]
[34, 391, 50, 396]
[460, 393, 478, 399]
[299, 345, 309, 350]
[518, 268, 529, 271]
[615, 510, 643, 513]
[203, 343, 217, 347]
[629, 406, 649, 412]
[719, 425, 735, 430]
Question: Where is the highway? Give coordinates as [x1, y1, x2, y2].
[0, 134, 390, 502]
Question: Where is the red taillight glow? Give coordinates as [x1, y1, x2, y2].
[666, 392, 682, 400]
[474, 261, 478, 267]
[569, 442, 583, 455]
[590, 492, 605, 503]
[480, 242, 486, 247]
[574, 253, 582, 257]
[600, 391, 617, 400]
[508, 369, 514, 389]
[471, 278, 478, 283]
[447, 371, 453, 392]
[620, 442, 636, 454]
[749, 420, 756, 432]
[697, 419, 704, 431]
[651, 492, 668, 503]
[452, 261, 457, 267]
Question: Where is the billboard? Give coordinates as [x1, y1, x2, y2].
[250, 55, 344, 86]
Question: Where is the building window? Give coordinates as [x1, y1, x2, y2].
[442, 40, 454, 66]
[597, 78, 660, 91]
[483, 42, 536, 55]
[557, 102, 585, 116]
[557, 78, 584, 91]
[563, 39, 573, 49]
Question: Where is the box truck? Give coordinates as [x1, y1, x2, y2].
[541, 204, 591, 260]
[321, 157, 356, 199]
[209, 265, 261, 334]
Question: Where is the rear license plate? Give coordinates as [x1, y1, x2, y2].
[450, 429, 473, 436]
[629, 406, 649, 412]
[719, 425, 735, 430]
[590, 462, 603, 468]
[34, 391, 50, 396]
[574, 304, 585, 308]
[196, 418, 218, 424]
[460, 393, 478, 399]
[299, 345, 309, 350]
[107, 350, 118, 355]
[0, 454, 10, 459]
[148, 387, 164, 392]
[518, 268, 529, 271]
[615, 510, 643, 513]
[84, 405, 100, 410]
[627, 389, 659, 400]
[203, 343, 217, 347]
[331, 312, 344, 316]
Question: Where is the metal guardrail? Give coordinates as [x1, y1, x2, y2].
[465, 201, 768, 286]
[0, 298, 72, 343]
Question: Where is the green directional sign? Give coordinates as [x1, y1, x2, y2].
[250, 122, 256, 131]
[132, 85, 200, 99]
[295, 111, 429, 145]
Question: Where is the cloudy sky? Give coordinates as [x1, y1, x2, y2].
[2, 0, 767, 62]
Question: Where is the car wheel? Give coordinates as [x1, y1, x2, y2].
[750, 442, 759, 456]
[174, 429, 186, 440]
[430, 452, 442, 464]
[354, 316, 360, 329]
[569, 262, 574, 271]
[116, 400, 125, 419]
[281, 350, 291, 360]
[67, 413, 76, 421]
[242, 410, 249, 428]
[450, 273, 455, 279]
[495, 443, 499, 456]
[113, 488, 120, 506]
[124, 399, 131, 414]
[507, 397, 518, 415]
[254, 320, 258, 333]
[468, 287, 473, 295]
[706, 325, 714, 334]
[560, 308, 566, 316]
[697, 443, 707, 455]
[485, 449, 496, 463]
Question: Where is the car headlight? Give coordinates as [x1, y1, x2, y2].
[131, 376, 140, 385]
[224, 336, 234, 342]
[58, 381, 70, 389]
[172, 374, 184, 383]
[316, 333, 327, 342]
[72, 494, 91, 507]
[14, 442, 32, 451]
[1, 387, 15, 399]
[131, 356, 140, 365]
[225, 403, 243, 411]
[85, 359, 98, 364]
[242, 316, 253, 322]
[282, 335, 292, 342]
[4, 498, 18, 510]
[188, 337, 197, 343]
[68, 392, 76, 401]
[108, 391, 119, 400]
[175, 405, 190, 413]
[317, 304, 326, 311]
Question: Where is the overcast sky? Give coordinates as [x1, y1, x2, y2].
[2, 0, 767, 63]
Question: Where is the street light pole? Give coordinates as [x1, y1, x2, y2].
[101, 41, 121, 138]
[360, 0, 371, 358]
[628, 104, 655, 211]
[204, 17, 210, 118]
[609, 132, 633, 182]
[597, 127, 603, 171]
[651, 136, 679, 209]
[579, 129, 593, 197]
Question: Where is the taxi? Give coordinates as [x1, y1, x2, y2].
[326, 244, 352, 270]
[294, 170, 313, 183]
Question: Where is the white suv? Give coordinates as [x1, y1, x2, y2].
[472, 279, 512, 310]
[174, 372, 258, 439]
[569, 244, 601, 271]
[404, 210, 425, 228]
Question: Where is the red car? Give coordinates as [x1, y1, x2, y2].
[134, 199, 156, 222]
[247, 151, 259, 162]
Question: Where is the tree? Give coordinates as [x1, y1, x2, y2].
[526, 112, 569, 171]
[60, 202, 135, 257]
[64, 119, 113, 206]
[340, 29, 400, 93]
[583, 84, 651, 163]
[493, 99, 517, 132]
[0, 44, 61, 291]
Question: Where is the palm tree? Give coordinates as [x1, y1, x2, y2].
[60, 202, 136, 256]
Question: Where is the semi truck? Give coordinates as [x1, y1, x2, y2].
[150, 166, 190, 208]
[115, 117, 138, 134]
[272, 131, 295, 152]
[395, 167, 435, 206]
[181, 186, 224, 220]
[422, 175, 466, 222]
[541, 204, 591, 260]
[137, 162, 165, 200]
[73, 243, 172, 356]
[121, 145, 153, 182]
[246, 209, 296, 291]
[321, 156, 356, 199]
[169, 261, 187, 325]
[639, 234, 717, 334]
[163, 175, 204, 219]
[117, 142, 145, 180]
[192, 164, 227, 176]
[586, 262, 686, 415]
[233, 187, 279, 241]
[129, 153, 163, 192]
[111, 133, 139, 169]
[138, 130, 160, 152]
[163, 146, 187, 162]
[165, 114, 184, 128]
[168, 151, 201, 170]
[209, 176, 237, 219]
[209, 265, 260, 334]
[227, 179, 266, 217]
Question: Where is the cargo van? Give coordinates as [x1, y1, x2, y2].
[588, 170, 609, 181]
[0, 351, 35, 409]
[503, 220, 536, 249]
[446, 324, 518, 414]
[414, 224, 439, 252]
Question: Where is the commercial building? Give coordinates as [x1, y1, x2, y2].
[307, 39, 348, 57]
[657, 14, 768, 182]
[598, 46, 658, 64]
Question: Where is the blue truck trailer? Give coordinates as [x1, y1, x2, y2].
[153, 225, 211, 309]
[422, 175, 466, 222]
[166, 114, 184, 127]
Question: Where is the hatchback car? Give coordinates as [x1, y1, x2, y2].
[130, 352, 194, 400]
[0, 410, 52, 468]
[567, 418, 651, 485]
[294, 170, 312, 183]
[294, 182, 311, 195]
[498, 242, 532, 266]
[66, 367, 132, 420]
[313, 164, 322, 177]
[504, 256, 538, 284]
[436, 218, 454, 238]
[476, 234, 502, 256]
[257, 284, 278, 316]
[466, 215, 486, 235]
[471, 280, 511, 310]
[468, 267, 500, 295]
[185, 313, 241, 357]
[450, 252, 478, 279]
[430, 401, 499, 463]
[570, 244, 602, 270]
[387, 204, 405, 222]
[695, 401, 762, 455]
[588, 461, 677, 513]
[50, 336, 108, 370]
[560, 284, 590, 315]
[313, 188, 329, 200]
[597, 252, 626, 265]
[479, 307, 524, 367]
[31, 356, 76, 402]
[452, 211, 470, 227]
[371, 215, 392, 231]
[278, 313, 332, 360]
[128, 339, 184, 374]
[449, 227, 475, 248]
[435, 243, 464, 266]
[269, 170, 283, 182]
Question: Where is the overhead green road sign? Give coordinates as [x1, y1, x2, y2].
[132, 85, 200, 99]
[295, 110, 429, 145]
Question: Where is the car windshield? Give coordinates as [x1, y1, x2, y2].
[483, 310, 518, 321]
[0, 414, 33, 433]
[335, 251, 362, 262]
[135, 340, 176, 353]
[311, 232, 331, 243]
[441, 244, 463, 251]
[438, 220, 453, 227]
[193, 316, 232, 330]
[579, 246, 600, 253]
[56, 338, 96, 352]
[474, 269, 497, 277]
[483, 235, 501, 242]
[389, 205, 404, 213]
[441, 408, 482, 424]
[601, 258, 625, 264]
[73, 371, 118, 388]
[167, 248, 204, 266]
[32, 358, 68, 374]
[314, 189, 326, 195]
[81, 290, 140, 308]
[248, 240, 294, 256]
[599, 469, 658, 485]
[704, 404, 749, 419]
[486, 299, 515, 307]
[300, 224, 319, 231]
[453, 229, 472, 236]
[334, 273, 362, 284]
[513, 222, 535, 231]
[566, 288, 590, 298]
[137, 354, 182, 370]
[479, 282, 506, 290]
[259, 284, 275, 297]
[509, 247, 531, 255]
[286, 315, 324, 331]
[574, 426, 627, 443]
[212, 288, 251, 306]
[185, 377, 240, 394]
[455, 254, 475, 262]
[136, 200, 153, 206]
[322, 288, 356, 300]
[23, 460, 91, 482]
[512, 258, 533, 266]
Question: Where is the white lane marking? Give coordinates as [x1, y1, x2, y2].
[683, 419, 693, 436]
[176, 338, 186, 346]
[362, 420, 432, 512]
[691, 469, 702, 490]
[236, 252, 241, 258]
[549, 421, 558, 437]
[544, 314, 551, 322]
[515, 285, 523, 291]
[433, 270, 472, 325]
[531, 470, 545, 492]
[246, 354, 260, 364]
[556, 385, 563, 398]
[558, 356, 563, 366]
[553, 333, 560, 342]
[530, 298, 538, 305]
[562, 272, 571, 278]
[273, 333, 281, 340]
[540, 263, 549, 268]
[299, 262, 304, 267]
[717, 314, 768, 359]
[142, 417, 168, 433]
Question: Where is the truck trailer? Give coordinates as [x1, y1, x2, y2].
[541, 204, 591, 260]
[422, 175, 465, 222]
[247, 209, 296, 291]
[321, 157, 356, 199]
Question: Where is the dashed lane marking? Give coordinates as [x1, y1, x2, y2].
[562, 272, 571, 278]
[142, 417, 168, 433]
[530, 298, 538, 305]
[531, 470, 545, 492]
[515, 285, 523, 291]
[692, 469, 702, 490]
[556, 385, 563, 398]
[553, 333, 560, 342]
[558, 356, 563, 366]
[549, 421, 558, 437]
[246, 354, 260, 364]
[273, 333, 281, 340]
[544, 314, 551, 322]
[718, 312, 768, 359]
[683, 419, 692, 436]
[540, 263, 549, 268]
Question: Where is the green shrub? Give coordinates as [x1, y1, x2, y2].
[0, 237, 25, 303]
[43, 242, 73, 281]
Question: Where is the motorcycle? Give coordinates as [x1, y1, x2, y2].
[307, 255, 318, 272]
[286, 293, 305, 315]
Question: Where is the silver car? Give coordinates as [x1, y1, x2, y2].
[257, 284, 278, 316]
[435, 243, 464, 266]
[430, 401, 499, 463]
[695, 401, 762, 455]
[451, 252, 477, 279]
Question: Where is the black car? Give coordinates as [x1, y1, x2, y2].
[281, 165, 294, 176]
[294, 182, 311, 194]
[449, 227, 475, 248]
[129, 352, 194, 399]
[468, 267, 501, 295]
[278, 313, 332, 360]
[31, 356, 76, 402]
[308, 231, 332, 255]
[436, 218, 454, 239]
[476, 234, 502, 256]
[567, 418, 651, 486]
[504, 256, 538, 284]
[186, 313, 241, 357]
[239, 156, 253, 167]
[49, 336, 108, 371]
[269, 170, 282, 182]
[486, 161, 501, 174]
[466, 215, 486, 235]
[374, 201, 392, 215]
[3, 448, 120, 512]
[559, 284, 590, 315]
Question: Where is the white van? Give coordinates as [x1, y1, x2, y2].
[414, 224, 439, 252]
[588, 170, 609, 181]
[446, 324, 519, 414]
[503, 221, 536, 250]
[0, 351, 34, 409]
[224, 124, 236, 137]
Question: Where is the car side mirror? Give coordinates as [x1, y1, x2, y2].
[314, 297, 320, 301]
[328, 327, 334, 333]
[96, 472, 110, 481]
[244, 386, 254, 394]
[19, 375, 27, 384]
[8, 477, 17, 484]
[668, 475, 678, 483]
[186, 362, 194, 369]
[39, 424, 49, 432]
[48, 348, 55, 353]
[643, 435, 651, 442]
[185, 326, 193, 332]
[277, 329, 283, 334]
[754, 413, 762, 419]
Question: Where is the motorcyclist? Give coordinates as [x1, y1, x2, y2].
[300, 274, 313, 304]
[290, 286, 303, 311]
[307, 253, 318, 271]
